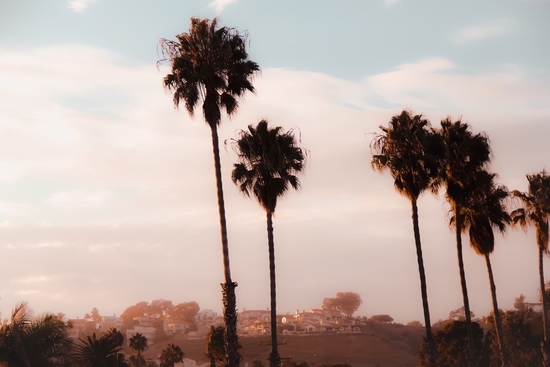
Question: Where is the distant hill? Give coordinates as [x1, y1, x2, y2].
[139, 322, 424, 367]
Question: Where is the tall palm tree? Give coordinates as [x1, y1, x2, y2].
[129, 333, 147, 367]
[440, 117, 491, 365]
[159, 17, 259, 367]
[371, 110, 443, 367]
[511, 170, 550, 365]
[0, 302, 75, 367]
[231, 120, 306, 367]
[460, 170, 510, 367]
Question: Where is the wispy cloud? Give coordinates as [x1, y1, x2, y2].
[453, 19, 514, 44]
[208, 0, 237, 13]
[16, 275, 56, 284]
[385, 0, 400, 7]
[0, 201, 30, 216]
[67, 0, 95, 13]
[1, 45, 550, 321]
[45, 190, 113, 209]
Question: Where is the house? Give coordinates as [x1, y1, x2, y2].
[67, 318, 89, 340]
[195, 309, 218, 325]
[98, 316, 123, 333]
[525, 302, 543, 312]
[126, 326, 156, 345]
[238, 309, 271, 333]
[164, 319, 191, 334]
[300, 323, 317, 333]
[239, 309, 271, 322]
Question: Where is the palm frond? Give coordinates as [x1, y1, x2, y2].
[230, 120, 306, 214]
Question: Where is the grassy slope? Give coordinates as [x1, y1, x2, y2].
[139, 323, 424, 367]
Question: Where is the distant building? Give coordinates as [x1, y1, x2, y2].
[164, 319, 191, 334]
[126, 326, 156, 345]
[98, 316, 123, 333]
[67, 318, 92, 340]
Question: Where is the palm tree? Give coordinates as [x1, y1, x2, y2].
[439, 117, 491, 365]
[511, 170, 550, 365]
[159, 18, 259, 367]
[74, 328, 126, 367]
[160, 343, 184, 367]
[231, 120, 306, 367]
[371, 110, 443, 367]
[129, 333, 147, 367]
[460, 170, 510, 367]
[0, 302, 74, 367]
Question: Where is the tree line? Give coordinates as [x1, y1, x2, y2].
[0, 302, 184, 367]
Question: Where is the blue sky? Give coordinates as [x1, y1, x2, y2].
[0, 0, 550, 324]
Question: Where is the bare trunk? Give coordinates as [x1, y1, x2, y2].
[411, 198, 435, 367]
[210, 126, 240, 367]
[539, 244, 550, 367]
[455, 206, 476, 366]
[484, 254, 509, 367]
[267, 212, 280, 367]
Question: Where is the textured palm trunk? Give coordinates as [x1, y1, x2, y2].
[539, 243, 550, 367]
[484, 254, 509, 367]
[210, 126, 240, 367]
[454, 206, 476, 366]
[411, 198, 435, 367]
[267, 212, 280, 367]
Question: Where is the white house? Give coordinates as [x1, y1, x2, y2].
[98, 316, 123, 333]
[126, 326, 156, 345]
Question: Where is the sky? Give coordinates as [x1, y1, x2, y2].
[0, 0, 549, 325]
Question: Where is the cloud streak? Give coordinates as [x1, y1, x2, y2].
[45, 190, 113, 209]
[453, 19, 514, 44]
[1, 45, 549, 323]
[67, 0, 95, 13]
[208, 0, 238, 13]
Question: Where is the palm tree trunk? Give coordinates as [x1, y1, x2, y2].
[210, 126, 240, 367]
[484, 253, 509, 367]
[539, 243, 550, 367]
[267, 212, 280, 367]
[455, 206, 476, 366]
[411, 198, 435, 367]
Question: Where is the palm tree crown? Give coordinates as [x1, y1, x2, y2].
[511, 170, 550, 251]
[0, 302, 74, 367]
[460, 171, 510, 255]
[371, 110, 444, 200]
[75, 329, 125, 367]
[232, 120, 305, 214]
[440, 118, 491, 208]
[159, 17, 259, 128]
[129, 333, 147, 355]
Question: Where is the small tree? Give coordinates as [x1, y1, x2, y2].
[418, 320, 484, 367]
[448, 306, 476, 322]
[205, 326, 227, 367]
[369, 315, 394, 323]
[90, 307, 102, 324]
[322, 292, 362, 318]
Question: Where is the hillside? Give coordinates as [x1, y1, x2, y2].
[138, 323, 424, 367]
